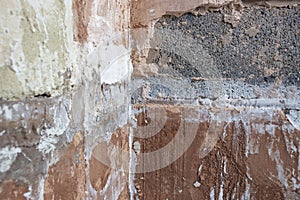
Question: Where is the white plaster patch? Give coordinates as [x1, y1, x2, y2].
[23, 185, 32, 200]
[37, 134, 59, 154]
[133, 141, 141, 154]
[37, 101, 70, 154]
[0, 146, 22, 173]
[3, 105, 12, 120]
[193, 181, 201, 188]
[100, 52, 132, 84]
[265, 124, 276, 136]
[0, 130, 5, 136]
[84, 38, 133, 84]
[12, 104, 19, 111]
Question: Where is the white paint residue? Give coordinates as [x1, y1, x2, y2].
[267, 140, 275, 158]
[210, 188, 215, 200]
[100, 170, 126, 200]
[265, 124, 276, 136]
[23, 185, 32, 200]
[149, 9, 155, 16]
[248, 137, 259, 155]
[0, 146, 22, 173]
[298, 141, 300, 172]
[286, 110, 300, 131]
[12, 104, 19, 111]
[218, 159, 225, 200]
[274, 149, 288, 188]
[243, 121, 250, 157]
[129, 117, 137, 200]
[232, 186, 236, 199]
[246, 166, 253, 181]
[291, 177, 300, 191]
[253, 123, 265, 135]
[282, 124, 297, 155]
[193, 181, 201, 188]
[3, 105, 12, 120]
[37, 134, 58, 154]
[0, 130, 5, 136]
[198, 164, 203, 173]
[268, 141, 288, 189]
[38, 177, 45, 200]
[133, 141, 141, 154]
[219, 183, 224, 200]
[37, 101, 70, 154]
[101, 52, 132, 84]
[241, 180, 251, 200]
[27, 0, 50, 40]
[93, 41, 132, 84]
[63, 0, 73, 53]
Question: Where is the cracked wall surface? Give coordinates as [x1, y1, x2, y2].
[1, 0, 300, 200]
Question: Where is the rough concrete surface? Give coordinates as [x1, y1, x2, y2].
[0, 0, 300, 200]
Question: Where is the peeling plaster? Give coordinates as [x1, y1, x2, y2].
[0, 146, 22, 173]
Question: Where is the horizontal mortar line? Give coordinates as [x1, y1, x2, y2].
[133, 98, 300, 110]
[191, 77, 247, 81]
[213, 98, 300, 110]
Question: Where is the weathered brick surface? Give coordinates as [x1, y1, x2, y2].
[89, 126, 130, 199]
[131, 0, 238, 27]
[133, 105, 300, 199]
[44, 133, 86, 200]
[1, 0, 300, 199]
[0, 181, 29, 200]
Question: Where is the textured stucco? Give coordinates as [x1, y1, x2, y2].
[0, 0, 74, 99]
